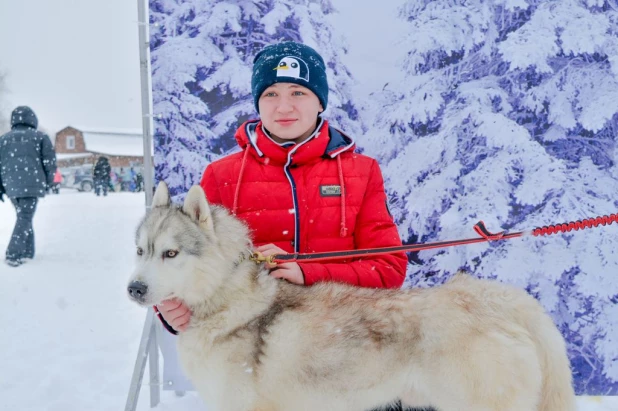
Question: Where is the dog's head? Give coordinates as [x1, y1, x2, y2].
[127, 182, 251, 307]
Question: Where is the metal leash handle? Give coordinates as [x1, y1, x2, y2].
[249, 251, 276, 265]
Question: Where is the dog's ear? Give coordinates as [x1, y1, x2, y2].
[152, 181, 171, 208]
[183, 185, 215, 232]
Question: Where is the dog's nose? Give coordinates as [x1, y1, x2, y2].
[128, 281, 148, 301]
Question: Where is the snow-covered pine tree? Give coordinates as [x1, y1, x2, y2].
[360, 0, 618, 394]
[150, 0, 359, 198]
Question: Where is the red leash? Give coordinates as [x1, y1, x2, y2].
[255, 213, 618, 264]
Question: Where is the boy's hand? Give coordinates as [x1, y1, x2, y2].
[157, 298, 191, 332]
[255, 244, 305, 285]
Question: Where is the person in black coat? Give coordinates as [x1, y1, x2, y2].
[0, 106, 56, 267]
[93, 156, 112, 196]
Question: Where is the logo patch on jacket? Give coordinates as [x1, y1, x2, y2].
[320, 185, 341, 197]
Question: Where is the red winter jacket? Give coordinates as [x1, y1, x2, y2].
[200, 118, 407, 289]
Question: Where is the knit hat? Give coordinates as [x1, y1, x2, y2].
[251, 41, 328, 113]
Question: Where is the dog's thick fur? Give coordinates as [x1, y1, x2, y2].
[128, 182, 576, 411]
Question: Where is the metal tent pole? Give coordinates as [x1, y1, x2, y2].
[125, 310, 160, 411]
[125, 0, 159, 409]
[138, 0, 155, 208]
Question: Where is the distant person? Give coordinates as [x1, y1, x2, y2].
[93, 157, 112, 196]
[51, 168, 62, 194]
[117, 167, 125, 191]
[121, 167, 132, 191]
[0, 106, 56, 267]
[129, 167, 137, 192]
[108, 169, 117, 193]
[134, 171, 144, 192]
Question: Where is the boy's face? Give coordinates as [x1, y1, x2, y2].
[258, 83, 323, 144]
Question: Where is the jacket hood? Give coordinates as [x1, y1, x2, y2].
[323, 125, 356, 158]
[11, 106, 38, 129]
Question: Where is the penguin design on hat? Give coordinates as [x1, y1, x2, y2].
[274, 56, 310, 81]
[251, 42, 328, 112]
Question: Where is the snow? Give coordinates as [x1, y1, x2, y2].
[0, 191, 617, 410]
[55, 152, 95, 161]
[73, 126, 144, 135]
[82, 130, 152, 157]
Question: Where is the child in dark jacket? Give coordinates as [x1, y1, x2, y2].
[0, 106, 56, 267]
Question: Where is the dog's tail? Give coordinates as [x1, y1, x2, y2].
[533, 312, 576, 411]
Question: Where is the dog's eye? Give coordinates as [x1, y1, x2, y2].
[137, 247, 143, 256]
[165, 250, 178, 258]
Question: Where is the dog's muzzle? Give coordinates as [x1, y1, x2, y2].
[127, 281, 148, 303]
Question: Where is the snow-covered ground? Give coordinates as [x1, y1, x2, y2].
[0, 191, 616, 411]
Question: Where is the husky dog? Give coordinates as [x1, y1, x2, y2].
[127, 182, 576, 411]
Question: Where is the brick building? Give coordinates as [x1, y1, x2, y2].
[54, 126, 152, 192]
[54, 126, 149, 168]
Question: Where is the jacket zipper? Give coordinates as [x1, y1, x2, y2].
[281, 119, 324, 253]
[283, 160, 300, 253]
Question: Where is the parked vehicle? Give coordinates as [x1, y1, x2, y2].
[60, 165, 95, 192]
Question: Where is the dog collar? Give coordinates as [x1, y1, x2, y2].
[234, 249, 255, 267]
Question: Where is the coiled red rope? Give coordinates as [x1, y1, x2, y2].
[264, 213, 618, 264]
[532, 214, 618, 236]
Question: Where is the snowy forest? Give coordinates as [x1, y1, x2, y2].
[149, 0, 618, 395]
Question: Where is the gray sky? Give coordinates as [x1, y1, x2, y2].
[0, 0, 143, 133]
[0, 0, 406, 135]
